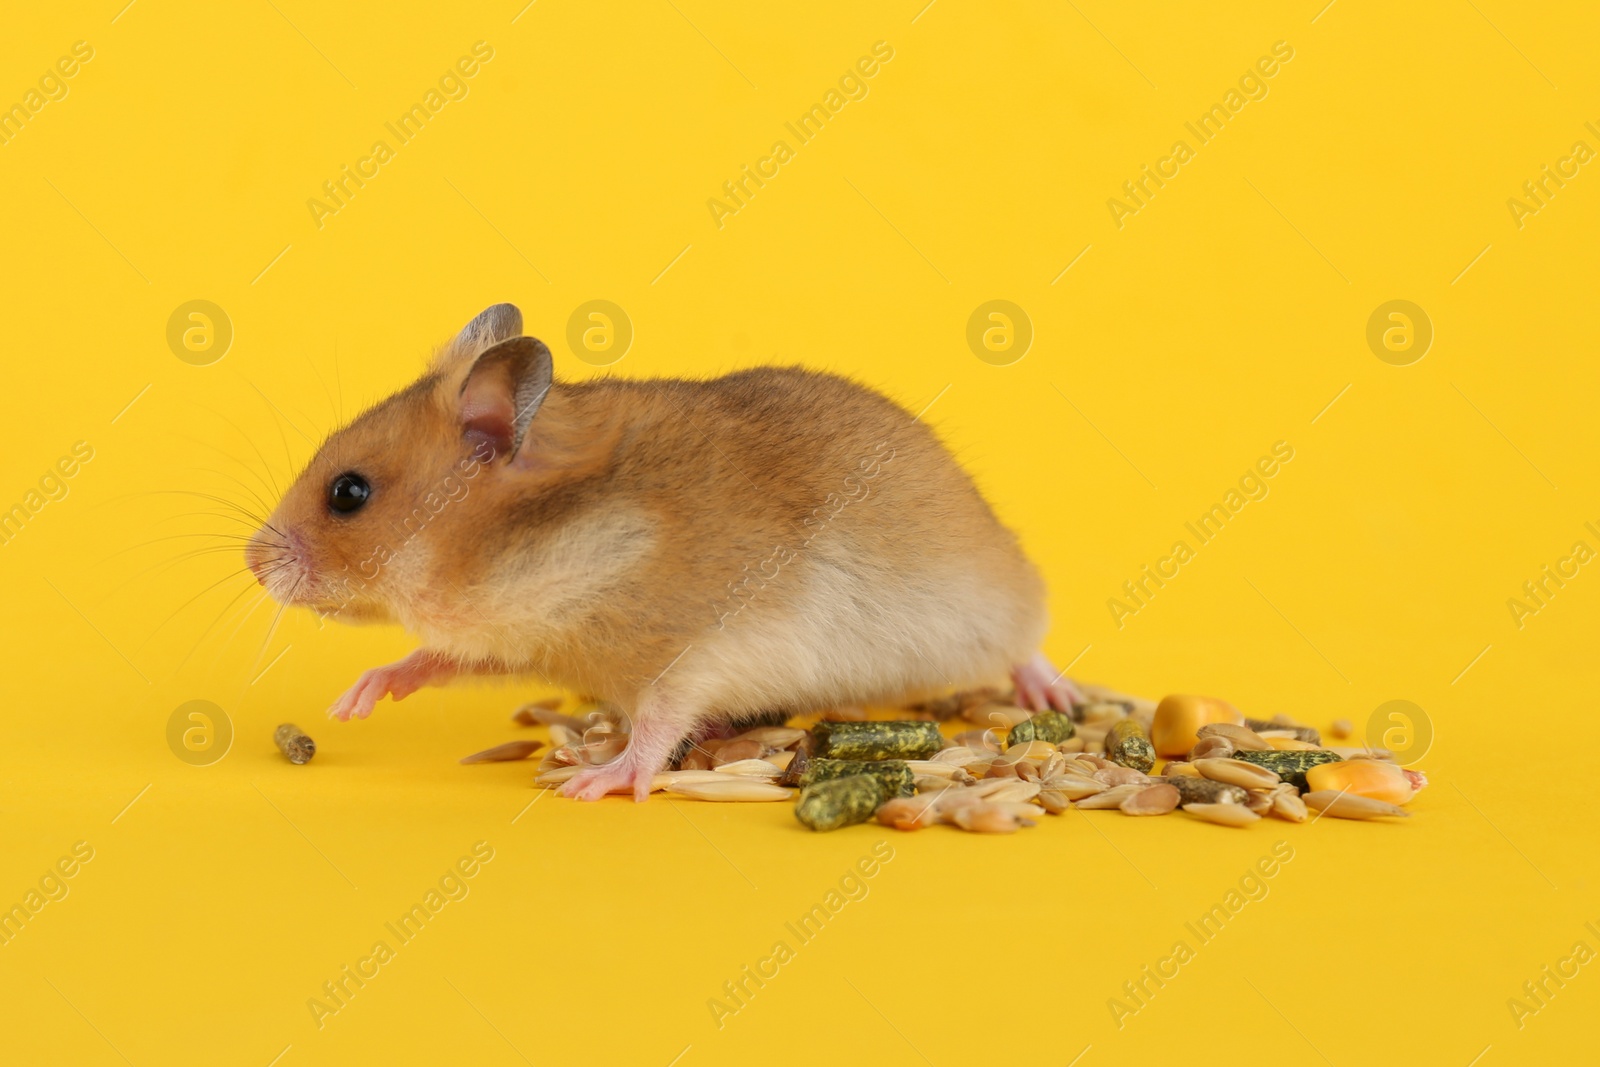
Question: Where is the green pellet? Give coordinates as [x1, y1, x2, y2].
[795, 775, 887, 832]
[1105, 719, 1155, 773]
[1158, 776, 1247, 806]
[799, 759, 914, 798]
[810, 721, 942, 761]
[274, 723, 315, 764]
[1010, 709, 1074, 747]
[1231, 749, 1342, 789]
[1243, 717, 1321, 745]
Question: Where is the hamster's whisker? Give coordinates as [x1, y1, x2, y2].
[126, 489, 268, 525]
[137, 566, 265, 651]
[191, 403, 291, 501]
[147, 507, 264, 533]
[182, 464, 279, 520]
[177, 580, 273, 675]
[97, 541, 270, 604]
[304, 347, 342, 432]
[242, 379, 312, 492]
[104, 531, 260, 561]
[250, 577, 300, 676]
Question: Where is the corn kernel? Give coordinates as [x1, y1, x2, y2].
[1304, 759, 1416, 805]
[1266, 737, 1321, 751]
[1151, 695, 1243, 757]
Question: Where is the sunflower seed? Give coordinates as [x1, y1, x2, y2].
[535, 766, 582, 786]
[970, 779, 1042, 803]
[1005, 739, 1058, 762]
[1193, 758, 1281, 790]
[654, 770, 730, 786]
[949, 802, 1032, 833]
[1270, 789, 1308, 822]
[1243, 717, 1320, 745]
[1037, 789, 1071, 814]
[876, 794, 943, 830]
[548, 745, 583, 767]
[985, 759, 1020, 780]
[1094, 765, 1150, 787]
[459, 740, 544, 764]
[1042, 775, 1105, 801]
[578, 735, 627, 765]
[1188, 736, 1236, 761]
[1196, 723, 1271, 751]
[510, 697, 564, 726]
[714, 758, 783, 777]
[712, 739, 764, 765]
[726, 726, 806, 749]
[1075, 784, 1145, 810]
[1183, 802, 1261, 827]
[931, 746, 991, 767]
[1120, 784, 1180, 816]
[679, 747, 713, 771]
[666, 779, 794, 802]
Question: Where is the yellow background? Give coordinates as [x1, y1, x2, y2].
[2, 1, 1596, 1063]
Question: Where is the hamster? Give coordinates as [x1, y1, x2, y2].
[245, 304, 1080, 800]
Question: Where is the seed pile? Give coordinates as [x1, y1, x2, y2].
[487, 687, 1427, 833]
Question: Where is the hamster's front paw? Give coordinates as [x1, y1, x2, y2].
[328, 669, 388, 721]
[328, 650, 458, 721]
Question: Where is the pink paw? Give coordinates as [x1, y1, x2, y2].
[1011, 652, 1083, 713]
[328, 669, 391, 721]
[328, 651, 457, 721]
[559, 759, 656, 803]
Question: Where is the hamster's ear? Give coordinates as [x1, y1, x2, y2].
[458, 336, 553, 458]
[434, 303, 523, 371]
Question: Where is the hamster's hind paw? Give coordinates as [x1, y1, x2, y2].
[1011, 652, 1083, 713]
[559, 759, 656, 803]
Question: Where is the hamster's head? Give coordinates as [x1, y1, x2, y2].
[244, 304, 553, 623]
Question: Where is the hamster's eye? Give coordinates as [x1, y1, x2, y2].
[328, 472, 371, 514]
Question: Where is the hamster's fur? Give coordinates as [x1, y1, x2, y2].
[247, 305, 1077, 799]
